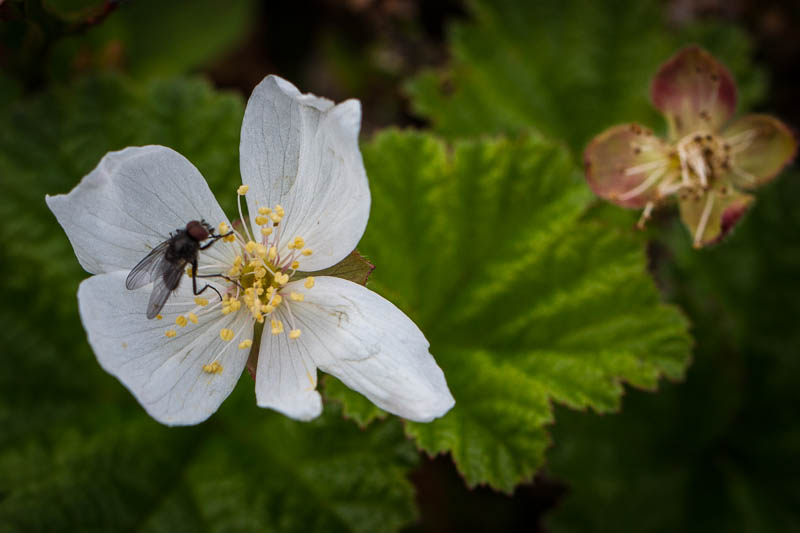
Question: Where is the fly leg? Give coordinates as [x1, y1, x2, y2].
[191, 259, 223, 301]
[199, 231, 234, 250]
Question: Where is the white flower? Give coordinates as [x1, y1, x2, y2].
[46, 75, 455, 426]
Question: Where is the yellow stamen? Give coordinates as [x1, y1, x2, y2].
[291, 260, 300, 269]
[194, 297, 209, 306]
[237, 185, 249, 195]
[258, 207, 272, 215]
[269, 212, 282, 223]
[203, 361, 223, 374]
[268, 246, 277, 261]
[274, 272, 289, 286]
[224, 233, 236, 243]
[245, 241, 257, 254]
[301, 248, 313, 256]
[290, 291, 304, 302]
[238, 339, 253, 349]
[188, 312, 198, 324]
[271, 319, 284, 335]
[176, 315, 188, 327]
[261, 226, 273, 236]
[304, 276, 315, 289]
[276, 205, 285, 217]
[272, 294, 283, 306]
[218, 222, 230, 234]
[219, 328, 235, 341]
[156, 314, 164, 320]
[255, 215, 270, 226]
[165, 329, 177, 338]
[289, 329, 301, 339]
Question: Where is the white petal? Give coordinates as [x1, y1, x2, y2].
[254, 327, 323, 421]
[78, 271, 252, 425]
[259, 277, 454, 422]
[239, 75, 370, 271]
[47, 146, 234, 275]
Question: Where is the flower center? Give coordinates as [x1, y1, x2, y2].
[161, 185, 318, 375]
[675, 131, 731, 192]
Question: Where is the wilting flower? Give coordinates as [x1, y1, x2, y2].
[584, 46, 796, 247]
[47, 75, 454, 425]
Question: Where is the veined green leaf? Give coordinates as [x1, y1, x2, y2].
[331, 130, 692, 491]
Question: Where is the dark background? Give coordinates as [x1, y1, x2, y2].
[2, 0, 798, 531]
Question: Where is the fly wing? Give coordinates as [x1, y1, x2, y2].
[146, 261, 187, 319]
[126, 240, 171, 290]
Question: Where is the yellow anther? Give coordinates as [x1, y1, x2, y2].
[165, 329, 177, 338]
[261, 226, 273, 236]
[186, 267, 193, 277]
[269, 212, 282, 223]
[219, 328, 235, 341]
[255, 215, 270, 226]
[228, 300, 241, 312]
[234, 255, 243, 266]
[218, 222, 230, 234]
[293, 236, 305, 249]
[274, 272, 289, 286]
[262, 304, 275, 314]
[194, 297, 208, 306]
[224, 233, 236, 243]
[268, 246, 277, 260]
[258, 207, 272, 215]
[290, 291, 304, 302]
[156, 314, 164, 320]
[188, 312, 199, 324]
[237, 185, 249, 195]
[304, 276, 315, 289]
[245, 241, 257, 254]
[176, 315, 188, 327]
[276, 205, 285, 216]
[271, 319, 284, 335]
[256, 244, 267, 257]
[272, 294, 283, 306]
[254, 267, 267, 280]
[238, 339, 253, 350]
[228, 266, 241, 277]
[301, 248, 313, 256]
[289, 329, 302, 340]
[203, 361, 223, 374]
[291, 260, 300, 269]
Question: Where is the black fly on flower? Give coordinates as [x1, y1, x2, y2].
[125, 220, 234, 319]
[46, 75, 454, 426]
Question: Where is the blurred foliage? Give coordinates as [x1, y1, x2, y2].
[1, 0, 256, 85]
[407, 0, 765, 158]
[0, 75, 418, 532]
[331, 131, 691, 492]
[546, 170, 800, 532]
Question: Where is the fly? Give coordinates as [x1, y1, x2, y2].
[126, 220, 234, 319]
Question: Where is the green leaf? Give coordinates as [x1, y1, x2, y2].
[351, 130, 691, 491]
[296, 250, 375, 286]
[0, 75, 418, 532]
[407, 0, 764, 156]
[325, 376, 387, 428]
